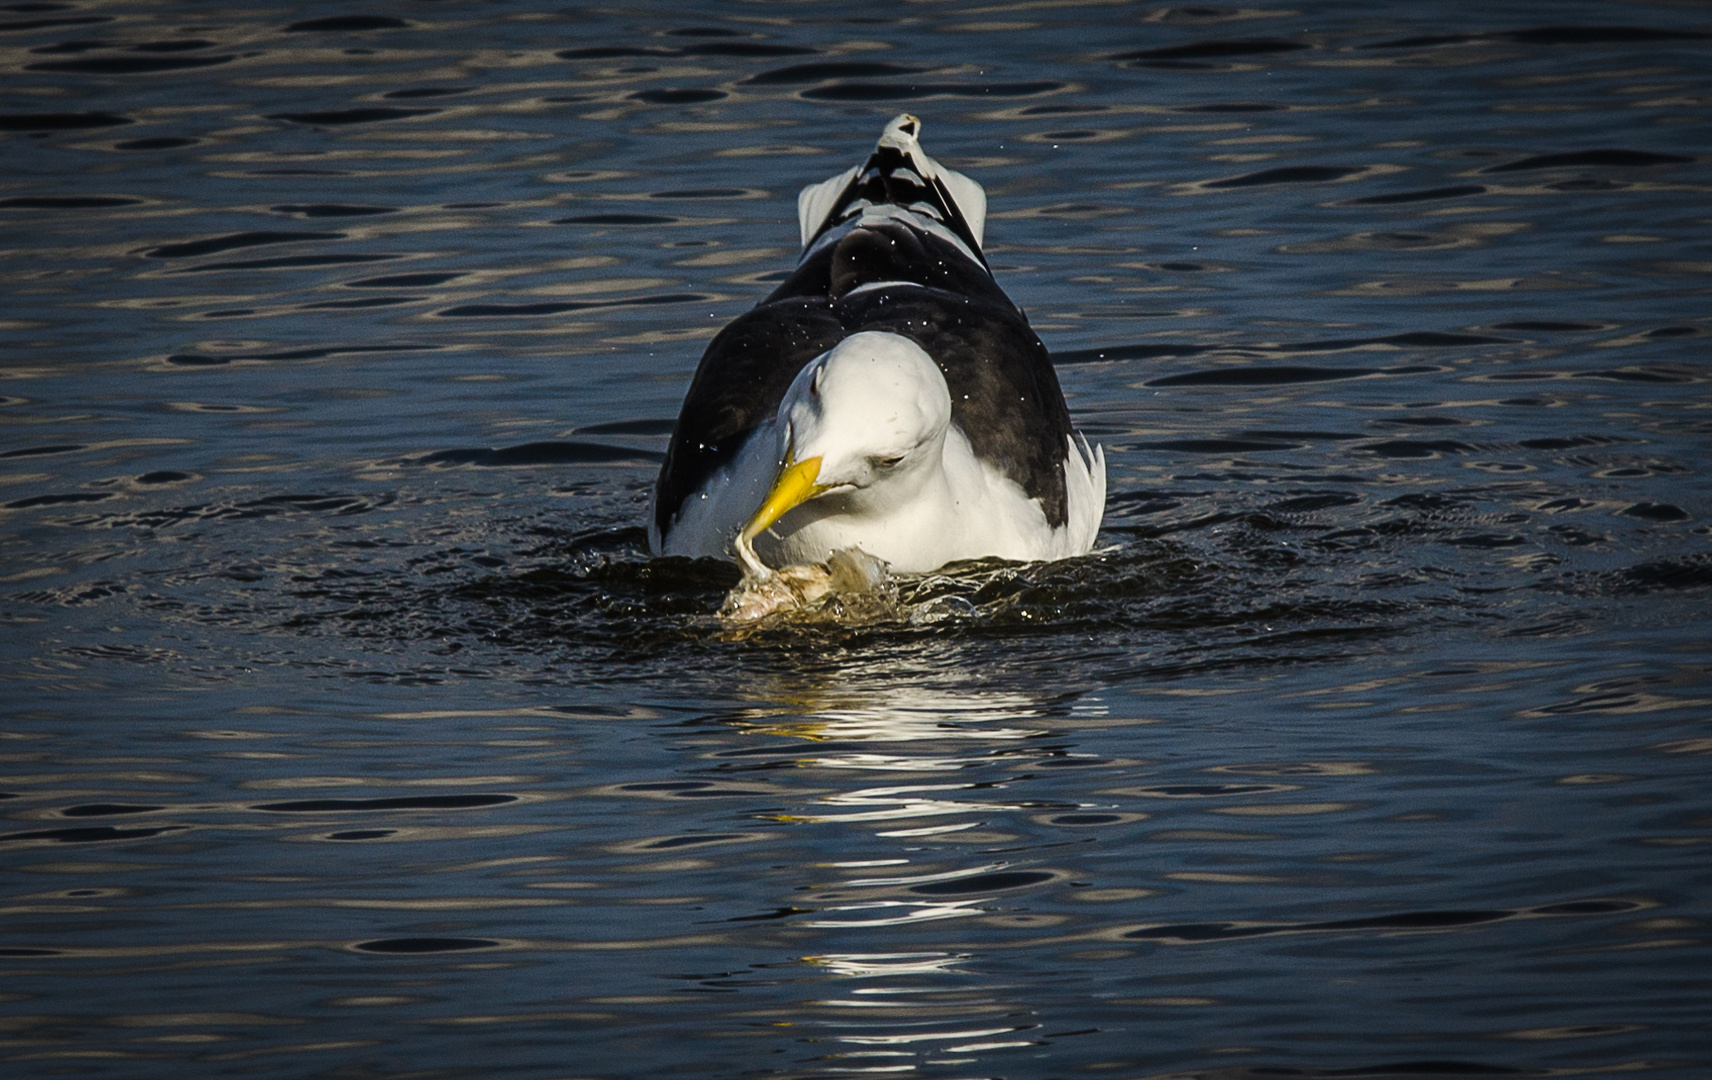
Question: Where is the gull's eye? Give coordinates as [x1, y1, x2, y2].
[874, 454, 905, 469]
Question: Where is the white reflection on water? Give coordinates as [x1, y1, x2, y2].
[805, 751, 996, 772]
[790, 896, 986, 931]
[743, 684, 1058, 832]
[839, 1024, 1026, 1046]
[802, 953, 1036, 1072]
[806, 952, 970, 978]
[797, 897, 988, 928]
[735, 684, 1049, 743]
[788, 782, 1025, 825]
[838, 862, 1009, 887]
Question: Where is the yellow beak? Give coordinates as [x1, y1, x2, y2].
[740, 454, 826, 546]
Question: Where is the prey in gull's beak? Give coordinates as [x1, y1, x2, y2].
[734, 452, 827, 578]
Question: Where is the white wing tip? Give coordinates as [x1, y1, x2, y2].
[1065, 433, 1107, 556]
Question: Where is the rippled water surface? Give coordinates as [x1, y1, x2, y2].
[3, 2, 1711, 1077]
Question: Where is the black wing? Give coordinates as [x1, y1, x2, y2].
[653, 299, 843, 541]
[767, 221, 1009, 307]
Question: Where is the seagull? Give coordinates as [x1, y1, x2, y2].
[648, 113, 1104, 576]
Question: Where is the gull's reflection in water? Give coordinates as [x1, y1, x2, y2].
[798, 951, 1042, 1071]
[733, 683, 1050, 744]
[726, 674, 1088, 1071]
[731, 675, 1066, 833]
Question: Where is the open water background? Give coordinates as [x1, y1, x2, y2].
[2, 2, 1710, 1077]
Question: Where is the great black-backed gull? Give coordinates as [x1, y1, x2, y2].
[648, 114, 1105, 576]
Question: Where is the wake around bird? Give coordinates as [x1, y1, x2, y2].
[649, 114, 1105, 585]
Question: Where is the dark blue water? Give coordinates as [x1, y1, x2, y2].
[2, 2, 1710, 1077]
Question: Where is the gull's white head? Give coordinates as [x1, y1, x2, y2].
[737, 331, 949, 566]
